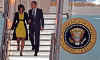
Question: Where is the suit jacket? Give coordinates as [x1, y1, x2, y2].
[11, 12, 28, 40]
[28, 8, 44, 31]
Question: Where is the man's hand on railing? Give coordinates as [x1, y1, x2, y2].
[28, 19, 31, 24]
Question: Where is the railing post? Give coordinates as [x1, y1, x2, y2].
[4, 0, 9, 17]
[55, 0, 64, 60]
[50, 33, 55, 60]
[3, 0, 9, 60]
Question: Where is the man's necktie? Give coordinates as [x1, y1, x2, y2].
[32, 8, 35, 16]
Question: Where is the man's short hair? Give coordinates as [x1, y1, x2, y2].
[31, 1, 37, 5]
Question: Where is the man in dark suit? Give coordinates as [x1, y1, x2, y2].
[28, 1, 44, 56]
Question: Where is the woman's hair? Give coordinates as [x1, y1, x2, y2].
[18, 4, 25, 12]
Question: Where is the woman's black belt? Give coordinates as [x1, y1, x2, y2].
[19, 19, 24, 21]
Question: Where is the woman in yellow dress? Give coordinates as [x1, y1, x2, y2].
[11, 4, 28, 56]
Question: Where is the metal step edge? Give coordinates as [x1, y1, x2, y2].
[10, 33, 51, 36]
[44, 13, 56, 15]
[44, 18, 56, 20]
[44, 13, 68, 15]
[28, 28, 56, 30]
[11, 39, 51, 41]
[6, 33, 52, 35]
[43, 19, 56, 21]
[9, 54, 49, 57]
[9, 52, 50, 56]
[9, 33, 55, 36]
[10, 45, 51, 46]
[11, 39, 52, 40]
[8, 50, 50, 52]
[11, 38, 52, 40]
[44, 24, 56, 25]
[9, 29, 56, 31]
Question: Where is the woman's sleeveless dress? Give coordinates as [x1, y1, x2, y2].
[16, 13, 26, 38]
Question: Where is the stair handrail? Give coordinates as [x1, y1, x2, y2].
[0, 12, 8, 60]
[49, 33, 56, 60]
[0, 0, 9, 60]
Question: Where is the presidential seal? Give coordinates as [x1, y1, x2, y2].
[61, 18, 96, 54]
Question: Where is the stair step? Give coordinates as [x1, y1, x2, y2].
[44, 18, 56, 20]
[44, 25, 56, 30]
[27, 24, 56, 30]
[8, 46, 50, 51]
[10, 34, 52, 40]
[9, 51, 49, 56]
[10, 30, 55, 35]
[12, 39, 51, 41]
[44, 20, 56, 24]
[44, 22, 56, 25]
[9, 56, 49, 60]
[40, 30, 55, 34]
[43, 15, 56, 18]
[10, 45, 51, 46]
[9, 50, 50, 52]
[43, 14, 56, 16]
[44, 13, 56, 15]
[10, 40, 51, 46]
[9, 33, 54, 36]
